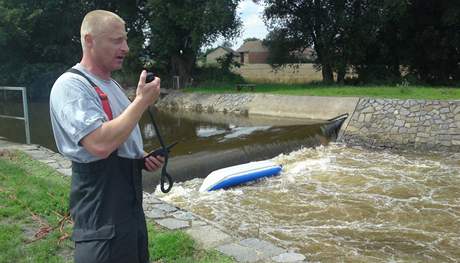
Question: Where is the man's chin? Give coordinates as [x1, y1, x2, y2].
[112, 62, 124, 71]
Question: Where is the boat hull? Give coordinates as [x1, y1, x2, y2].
[200, 160, 282, 192]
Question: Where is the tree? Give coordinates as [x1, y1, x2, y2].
[243, 37, 260, 42]
[260, 0, 460, 85]
[0, 0, 84, 98]
[144, 0, 242, 88]
[0, 0, 149, 98]
[400, 0, 460, 84]
[259, 0, 350, 83]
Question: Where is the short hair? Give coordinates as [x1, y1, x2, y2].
[80, 10, 125, 50]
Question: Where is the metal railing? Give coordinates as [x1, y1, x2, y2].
[0, 87, 30, 144]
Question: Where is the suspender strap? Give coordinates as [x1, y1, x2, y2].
[66, 68, 114, 120]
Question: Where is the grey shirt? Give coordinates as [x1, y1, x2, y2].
[49, 64, 144, 163]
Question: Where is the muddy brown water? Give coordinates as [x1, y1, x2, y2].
[155, 145, 460, 262]
[2, 101, 459, 261]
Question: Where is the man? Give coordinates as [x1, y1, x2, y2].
[50, 10, 163, 263]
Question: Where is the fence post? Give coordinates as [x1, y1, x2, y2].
[22, 88, 31, 144]
[0, 87, 31, 144]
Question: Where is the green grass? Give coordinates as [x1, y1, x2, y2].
[0, 150, 234, 263]
[0, 150, 73, 263]
[186, 83, 460, 100]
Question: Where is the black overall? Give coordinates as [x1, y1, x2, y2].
[70, 152, 149, 263]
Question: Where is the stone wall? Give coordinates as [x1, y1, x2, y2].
[340, 98, 460, 151]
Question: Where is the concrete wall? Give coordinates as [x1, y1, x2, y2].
[157, 92, 358, 126]
[232, 63, 322, 83]
[340, 98, 460, 151]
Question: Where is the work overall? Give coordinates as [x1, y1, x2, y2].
[70, 152, 149, 263]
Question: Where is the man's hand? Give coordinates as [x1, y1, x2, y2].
[80, 70, 161, 159]
[136, 70, 161, 107]
[144, 155, 164, 172]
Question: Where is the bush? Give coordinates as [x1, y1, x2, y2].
[193, 65, 245, 87]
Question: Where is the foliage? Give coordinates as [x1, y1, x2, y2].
[399, 0, 460, 84]
[263, 29, 313, 67]
[0, 0, 149, 98]
[194, 65, 245, 87]
[258, 0, 460, 86]
[243, 37, 260, 42]
[0, 0, 243, 98]
[144, 0, 242, 87]
[216, 52, 241, 72]
[0, 0, 84, 99]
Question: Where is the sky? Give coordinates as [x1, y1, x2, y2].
[214, 0, 268, 50]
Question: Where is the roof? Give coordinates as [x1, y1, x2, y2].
[207, 46, 239, 56]
[236, 40, 268, 53]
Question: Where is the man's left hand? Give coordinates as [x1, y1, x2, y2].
[144, 155, 164, 171]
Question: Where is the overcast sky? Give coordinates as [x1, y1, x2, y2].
[211, 0, 268, 50]
[234, 0, 268, 49]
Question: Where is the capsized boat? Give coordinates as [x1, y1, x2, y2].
[199, 160, 282, 192]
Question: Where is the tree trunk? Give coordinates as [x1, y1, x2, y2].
[322, 64, 334, 83]
[337, 65, 346, 84]
[171, 54, 194, 88]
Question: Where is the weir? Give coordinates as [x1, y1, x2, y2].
[142, 111, 347, 189]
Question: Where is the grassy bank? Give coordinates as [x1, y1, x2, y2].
[186, 83, 460, 100]
[0, 150, 233, 263]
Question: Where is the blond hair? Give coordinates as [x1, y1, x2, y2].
[80, 10, 125, 50]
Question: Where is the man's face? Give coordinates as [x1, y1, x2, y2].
[90, 20, 129, 72]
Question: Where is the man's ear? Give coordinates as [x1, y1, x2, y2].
[84, 34, 94, 48]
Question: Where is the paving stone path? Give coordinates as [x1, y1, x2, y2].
[0, 139, 307, 263]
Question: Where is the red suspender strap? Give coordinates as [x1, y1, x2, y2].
[93, 86, 113, 120]
[66, 68, 114, 121]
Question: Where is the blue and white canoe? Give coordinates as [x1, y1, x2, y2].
[199, 160, 282, 192]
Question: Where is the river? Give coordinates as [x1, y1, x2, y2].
[1, 100, 459, 262]
[155, 144, 460, 262]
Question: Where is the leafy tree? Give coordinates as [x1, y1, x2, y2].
[260, 0, 460, 85]
[400, 0, 460, 84]
[0, 0, 84, 98]
[216, 52, 241, 72]
[259, 0, 349, 83]
[243, 37, 260, 42]
[0, 0, 150, 98]
[145, 0, 242, 88]
[263, 29, 306, 67]
[221, 40, 234, 49]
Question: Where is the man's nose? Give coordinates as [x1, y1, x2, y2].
[121, 40, 129, 53]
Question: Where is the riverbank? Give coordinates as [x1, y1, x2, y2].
[185, 84, 460, 100]
[157, 92, 460, 152]
[0, 139, 306, 263]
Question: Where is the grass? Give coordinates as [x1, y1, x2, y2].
[186, 83, 460, 100]
[0, 150, 234, 263]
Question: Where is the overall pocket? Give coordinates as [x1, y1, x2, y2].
[72, 224, 115, 263]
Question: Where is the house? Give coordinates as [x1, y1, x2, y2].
[205, 46, 240, 65]
[236, 40, 269, 64]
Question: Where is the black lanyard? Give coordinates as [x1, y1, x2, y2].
[147, 107, 173, 193]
